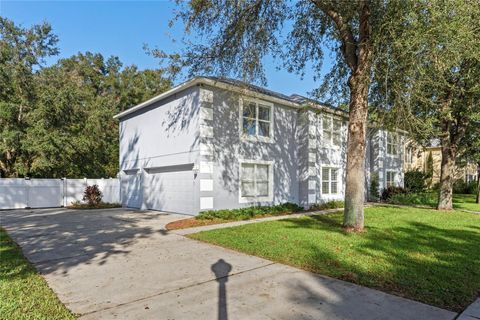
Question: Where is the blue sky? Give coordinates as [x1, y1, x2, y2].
[1, 0, 334, 96]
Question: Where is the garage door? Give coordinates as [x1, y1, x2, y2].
[144, 164, 195, 214]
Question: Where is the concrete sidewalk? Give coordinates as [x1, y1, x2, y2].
[173, 208, 344, 235]
[458, 299, 480, 320]
[1, 208, 457, 320]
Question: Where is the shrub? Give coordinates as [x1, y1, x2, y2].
[381, 186, 407, 201]
[82, 184, 102, 206]
[369, 174, 380, 201]
[404, 170, 427, 192]
[196, 202, 303, 220]
[309, 200, 345, 211]
[453, 180, 478, 194]
[389, 192, 436, 207]
[69, 201, 120, 209]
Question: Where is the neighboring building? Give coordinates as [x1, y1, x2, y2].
[114, 77, 405, 215]
[404, 140, 478, 185]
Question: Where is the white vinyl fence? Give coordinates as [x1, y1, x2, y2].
[0, 178, 120, 210]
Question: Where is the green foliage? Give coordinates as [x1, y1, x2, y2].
[388, 192, 437, 207]
[386, 192, 479, 212]
[453, 180, 478, 195]
[0, 17, 59, 178]
[369, 173, 380, 201]
[373, 0, 480, 206]
[69, 201, 121, 209]
[0, 228, 75, 319]
[190, 207, 480, 311]
[309, 200, 344, 211]
[380, 186, 407, 201]
[404, 170, 427, 193]
[196, 203, 303, 221]
[0, 18, 172, 178]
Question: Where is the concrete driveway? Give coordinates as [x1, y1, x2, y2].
[1, 208, 456, 320]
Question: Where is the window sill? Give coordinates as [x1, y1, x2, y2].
[386, 154, 400, 159]
[239, 196, 273, 204]
[241, 135, 274, 144]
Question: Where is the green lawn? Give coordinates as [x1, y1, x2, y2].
[0, 228, 75, 320]
[390, 193, 480, 212]
[452, 194, 480, 212]
[190, 206, 480, 312]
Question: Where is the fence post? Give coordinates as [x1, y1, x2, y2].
[24, 177, 31, 209]
[62, 178, 66, 207]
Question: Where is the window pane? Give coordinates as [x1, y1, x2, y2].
[387, 143, 392, 155]
[323, 131, 332, 144]
[256, 164, 269, 181]
[258, 121, 270, 137]
[241, 163, 255, 181]
[241, 182, 255, 197]
[257, 182, 269, 197]
[243, 118, 256, 136]
[258, 105, 270, 121]
[333, 119, 341, 131]
[322, 117, 331, 130]
[322, 168, 330, 181]
[322, 182, 329, 194]
[331, 169, 338, 182]
[331, 182, 338, 194]
[332, 133, 341, 146]
[243, 102, 256, 118]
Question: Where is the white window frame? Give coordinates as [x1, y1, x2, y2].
[405, 146, 413, 164]
[386, 170, 397, 187]
[386, 132, 400, 157]
[321, 166, 340, 195]
[239, 98, 274, 143]
[238, 159, 274, 203]
[322, 114, 342, 148]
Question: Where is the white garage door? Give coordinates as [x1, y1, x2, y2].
[144, 164, 195, 214]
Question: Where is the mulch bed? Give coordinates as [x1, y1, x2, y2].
[166, 218, 230, 230]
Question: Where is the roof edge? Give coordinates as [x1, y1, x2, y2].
[113, 77, 203, 119]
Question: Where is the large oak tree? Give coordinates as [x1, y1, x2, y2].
[373, 0, 480, 210]
[157, 0, 405, 230]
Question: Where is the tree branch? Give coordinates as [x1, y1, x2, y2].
[311, 0, 358, 70]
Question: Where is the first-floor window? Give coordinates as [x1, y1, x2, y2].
[386, 171, 397, 187]
[240, 162, 271, 199]
[321, 167, 339, 194]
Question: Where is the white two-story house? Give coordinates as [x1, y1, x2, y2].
[114, 77, 405, 215]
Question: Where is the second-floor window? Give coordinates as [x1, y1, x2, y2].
[323, 115, 342, 147]
[241, 99, 272, 140]
[387, 132, 399, 156]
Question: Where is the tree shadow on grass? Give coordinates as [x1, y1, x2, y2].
[281, 214, 480, 312]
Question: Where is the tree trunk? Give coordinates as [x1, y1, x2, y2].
[437, 141, 457, 210]
[476, 165, 480, 204]
[343, 74, 369, 230]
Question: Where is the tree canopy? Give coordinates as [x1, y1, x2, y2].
[372, 0, 480, 209]
[0, 18, 171, 178]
